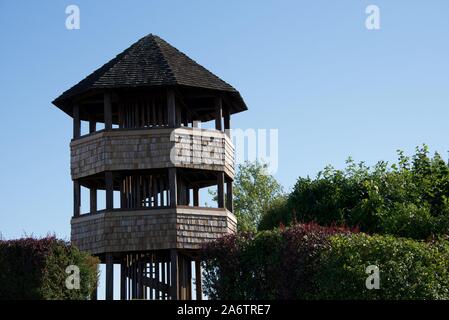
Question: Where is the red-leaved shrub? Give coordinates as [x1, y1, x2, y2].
[201, 223, 355, 299]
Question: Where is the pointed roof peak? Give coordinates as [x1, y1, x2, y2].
[53, 34, 244, 112]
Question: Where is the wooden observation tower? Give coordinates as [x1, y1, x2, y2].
[52, 34, 247, 300]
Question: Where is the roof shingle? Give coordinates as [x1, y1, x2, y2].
[53, 34, 244, 109]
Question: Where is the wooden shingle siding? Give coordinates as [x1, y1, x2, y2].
[71, 207, 236, 255]
[70, 127, 235, 179]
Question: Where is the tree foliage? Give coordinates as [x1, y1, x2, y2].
[259, 145, 449, 239]
[232, 161, 284, 232]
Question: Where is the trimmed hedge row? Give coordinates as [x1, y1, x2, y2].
[318, 234, 449, 299]
[201, 224, 449, 299]
[0, 236, 99, 300]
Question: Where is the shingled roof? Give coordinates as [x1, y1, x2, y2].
[52, 34, 247, 114]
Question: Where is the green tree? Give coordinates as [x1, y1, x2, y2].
[260, 145, 449, 240]
[232, 161, 284, 232]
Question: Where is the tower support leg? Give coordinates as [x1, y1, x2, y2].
[170, 249, 179, 300]
[106, 253, 114, 300]
[195, 258, 202, 300]
[120, 260, 126, 300]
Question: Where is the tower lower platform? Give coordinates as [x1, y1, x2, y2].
[71, 206, 236, 300]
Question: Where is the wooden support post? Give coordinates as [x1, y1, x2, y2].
[126, 256, 131, 300]
[195, 259, 202, 300]
[120, 261, 126, 300]
[167, 256, 171, 300]
[186, 257, 192, 300]
[170, 249, 179, 300]
[226, 180, 233, 213]
[90, 188, 97, 214]
[162, 261, 166, 300]
[104, 92, 112, 130]
[176, 105, 182, 127]
[155, 258, 160, 300]
[179, 255, 185, 299]
[73, 104, 81, 138]
[73, 180, 80, 217]
[144, 255, 148, 300]
[187, 111, 192, 127]
[132, 255, 137, 299]
[178, 179, 187, 205]
[169, 168, 177, 208]
[224, 108, 231, 137]
[193, 187, 199, 207]
[137, 260, 143, 299]
[89, 119, 96, 134]
[185, 185, 190, 206]
[217, 172, 225, 208]
[215, 96, 223, 131]
[167, 89, 176, 127]
[178, 255, 192, 300]
[148, 255, 153, 300]
[120, 182, 125, 209]
[105, 171, 114, 211]
[106, 253, 114, 300]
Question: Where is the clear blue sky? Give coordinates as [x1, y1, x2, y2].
[1, 0, 449, 241]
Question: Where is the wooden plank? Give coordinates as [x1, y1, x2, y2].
[170, 249, 179, 300]
[176, 105, 182, 127]
[155, 259, 160, 299]
[167, 261, 170, 299]
[73, 181, 80, 217]
[187, 259, 192, 300]
[226, 181, 233, 212]
[127, 255, 131, 300]
[193, 187, 199, 207]
[158, 177, 164, 207]
[154, 175, 159, 207]
[141, 276, 170, 293]
[217, 172, 225, 208]
[105, 253, 114, 300]
[169, 168, 177, 208]
[90, 188, 97, 214]
[136, 176, 142, 208]
[104, 92, 112, 130]
[73, 104, 81, 138]
[224, 107, 230, 137]
[137, 259, 143, 299]
[89, 119, 96, 133]
[162, 261, 167, 299]
[105, 171, 114, 211]
[148, 255, 153, 300]
[132, 255, 137, 299]
[167, 89, 176, 127]
[215, 96, 223, 131]
[120, 260, 126, 300]
[185, 185, 190, 206]
[179, 255, 186, 300]
[195, 259, 202, 300]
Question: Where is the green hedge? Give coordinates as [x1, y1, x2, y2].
[0, 236, 99, 300]
[316, 234, 449, 299]
[202, 225, 449, 299]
